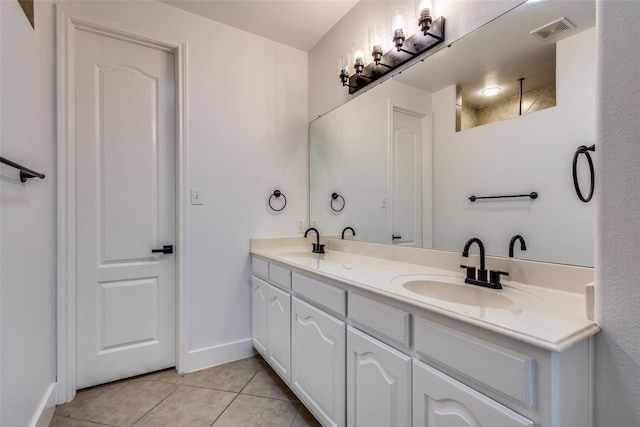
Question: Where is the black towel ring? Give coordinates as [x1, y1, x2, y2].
[330, 192, 345, 212]
[268, 190, 287, 212]
[573, 144, 595, 203]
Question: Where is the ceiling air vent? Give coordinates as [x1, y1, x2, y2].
[531, 17, 576, 41]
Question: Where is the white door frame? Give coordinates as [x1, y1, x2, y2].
[56, 5, 189, 404]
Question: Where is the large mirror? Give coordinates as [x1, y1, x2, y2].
[310, 0, 595, 267]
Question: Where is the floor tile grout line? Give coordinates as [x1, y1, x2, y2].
[53, 413, 116, 426]
[239, 390, 301, 404]
[209, 366, 263, 426]
[128, 383, 181, 426]
[290, 403, 304, 427]
[209, 391, 241, 427]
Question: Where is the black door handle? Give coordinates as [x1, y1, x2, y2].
[151, 245, 173, 255]
[392, 235, 402, 240]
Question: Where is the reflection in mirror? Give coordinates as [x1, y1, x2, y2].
[309, 0, 595, 267]
[456, 73, 557, 131]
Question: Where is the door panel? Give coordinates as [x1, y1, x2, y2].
[412, 359, 533, 427]
[75, 28, 176, 389]
[347, 327, 411, 427]
[100, 65, 159, 262]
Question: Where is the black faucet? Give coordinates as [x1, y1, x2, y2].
[341, 227, 356, 239]
[461, 237, 487, 282]
[509, 235, 527, 257]
[460, 237, 508, 289]
[304, 227, 325, 254]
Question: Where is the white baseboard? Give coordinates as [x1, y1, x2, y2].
[185, 338, 254, 373]
[32, 382, 57, 427]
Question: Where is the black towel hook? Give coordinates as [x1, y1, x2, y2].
[572, 144, 595, 203]
[330, 192, 345, 212]
[268, 189, 287, 212]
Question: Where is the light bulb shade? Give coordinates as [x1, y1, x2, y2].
[417, 0, 433, 30]
[390, 7, 408, 49]
[390, 7, 408, 33]
[369, 25, 385, 52]
[351, 42, 367, 75]
[337, 55, 349, 74]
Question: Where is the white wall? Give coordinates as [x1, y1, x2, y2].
[310, 80, 430, 243]
[594, 1, 640, 425]
[1, 1, 57, 426]
[431, 28, 595, 266]
[308, 0, 523, 120]
[1, 0, 308, 423]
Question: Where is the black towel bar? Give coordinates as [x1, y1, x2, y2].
[469, 192, 538, 202]
[0, 156, 45, 182]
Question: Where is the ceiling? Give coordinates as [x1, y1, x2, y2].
[395, 0, 595, 106]
[161, 0, 359, 51]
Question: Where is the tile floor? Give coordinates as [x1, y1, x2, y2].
[50, 355, 321, 427]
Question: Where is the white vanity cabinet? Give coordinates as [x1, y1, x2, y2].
[412, 359, 534, 427]
[250, 276, 268, 355]
[346, 326, 412, 427]
[291, 296, 345, 427]
[250, 252, 595, 427]
[266, 284, 291, 382]
[251, 258, 292, 383]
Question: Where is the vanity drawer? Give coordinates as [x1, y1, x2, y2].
[349, 293, 410, 348]
[269, 263, 291, 291]
[414, 316, 534, 407]
[252, 257, 269, 280]
[292, 272, 346, 317]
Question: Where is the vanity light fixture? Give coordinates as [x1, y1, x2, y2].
[482, 87, 502, 96]
[338, 6, 445, 94]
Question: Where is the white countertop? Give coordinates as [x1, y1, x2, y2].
[251, 242, 599, 353]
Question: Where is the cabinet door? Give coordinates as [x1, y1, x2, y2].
[251, 276, 268, 356]
[267, 284, 291, 383]
[347, 326, 411, 427]
[413, 359, 533, 427]
[292, 297, 345, 427]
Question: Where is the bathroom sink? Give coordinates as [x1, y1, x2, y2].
[395, 275, 515, 308]
[277, 251, 322, 259]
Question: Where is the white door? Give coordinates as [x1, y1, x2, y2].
[391, 109, 423, 247]
[346, 327, 412, 427]
[75, 28, 176, 389]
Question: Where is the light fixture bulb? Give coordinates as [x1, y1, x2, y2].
[369, 25, 385, 65]
[390, 7, 408, 51]
[417, 0, 433, 34]
[482, 87, 502, 96]
[418, 0, 432, 16]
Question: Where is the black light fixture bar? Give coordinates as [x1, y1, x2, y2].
[348, 16, 445, 94]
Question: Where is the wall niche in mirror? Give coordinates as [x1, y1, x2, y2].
[309, 0, 596, 267]
[456, 71, 557, 131]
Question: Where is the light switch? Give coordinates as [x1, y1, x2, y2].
[191, 188, 203, 205]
